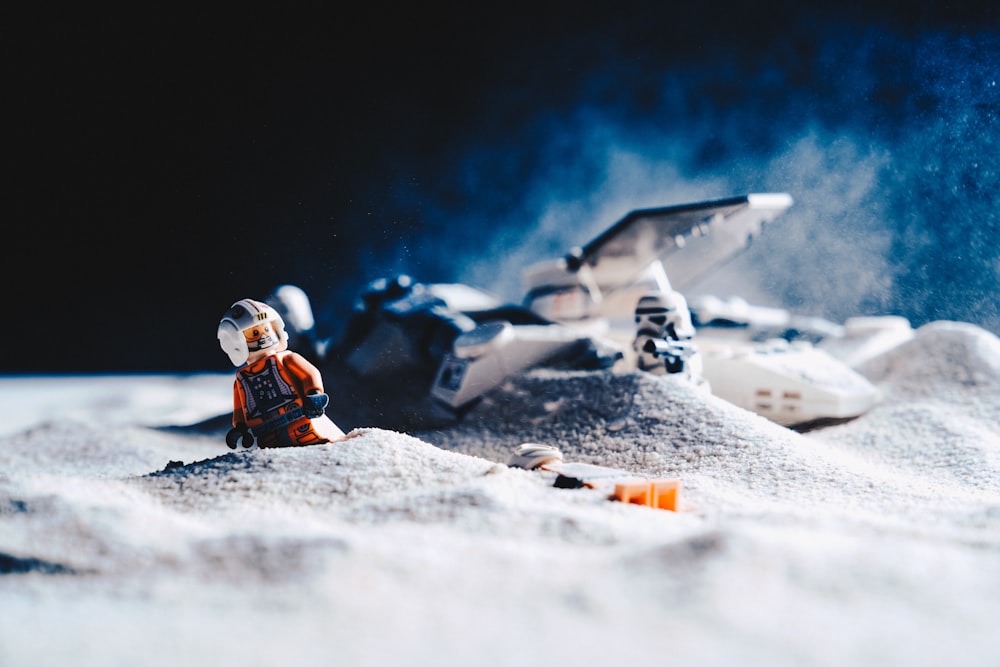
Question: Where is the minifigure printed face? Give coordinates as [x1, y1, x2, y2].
[636, 309, 669, 338]
[243, 322, 278, 352]
[637, 312, 668, 326]
[635, 291, 695, 340]
[635, 295, 671, 339]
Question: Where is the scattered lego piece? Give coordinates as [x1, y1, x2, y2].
[615, 478, 682, 511]
[509, 443, 682, 512]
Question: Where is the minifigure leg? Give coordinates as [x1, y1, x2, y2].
[284, 415, 345, 446]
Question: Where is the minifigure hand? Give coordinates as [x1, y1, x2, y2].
[303, 392, 330, 417]
[226, 426, 256, 449]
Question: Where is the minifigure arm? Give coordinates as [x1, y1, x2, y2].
[282, 351, 330, 417]
[282, 351, 325, 396]
[226, 379, 256, 449]
[232, 380, 247, 429]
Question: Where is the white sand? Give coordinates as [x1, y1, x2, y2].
[2, 321, 999, 666]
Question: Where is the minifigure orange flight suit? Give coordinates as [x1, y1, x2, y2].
[232, 349, 344, 448]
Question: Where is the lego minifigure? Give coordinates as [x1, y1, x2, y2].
[632, 291, 704, 382]
[217, 298, 345, 449]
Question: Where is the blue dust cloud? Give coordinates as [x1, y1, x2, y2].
[315, 13, 999, 340]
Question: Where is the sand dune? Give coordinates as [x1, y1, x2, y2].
[2, 322, 999, 665]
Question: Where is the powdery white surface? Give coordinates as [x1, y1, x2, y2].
[1, 322, 999, 666]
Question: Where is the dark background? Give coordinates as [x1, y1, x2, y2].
[7, 2, 999, 373]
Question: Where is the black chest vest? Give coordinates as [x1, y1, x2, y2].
[238, 356, 297, 420]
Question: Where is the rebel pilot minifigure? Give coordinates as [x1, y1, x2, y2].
[218, 298, 345, 449]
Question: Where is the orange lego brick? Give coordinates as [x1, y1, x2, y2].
[649, 478, 681, 511]
[613, 480, 652, 507]
[612, 478, 681, 511]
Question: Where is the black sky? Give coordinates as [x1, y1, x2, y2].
[10, 8, 511, 371]
[7, 3, 997, 373]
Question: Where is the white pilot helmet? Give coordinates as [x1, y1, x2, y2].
[634, 291, 695, 340]
[217, 298, 289, 366]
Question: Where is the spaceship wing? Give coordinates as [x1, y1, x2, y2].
[571, 193, 793, 291]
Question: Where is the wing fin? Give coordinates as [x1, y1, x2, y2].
[571, 193, 793, 290]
